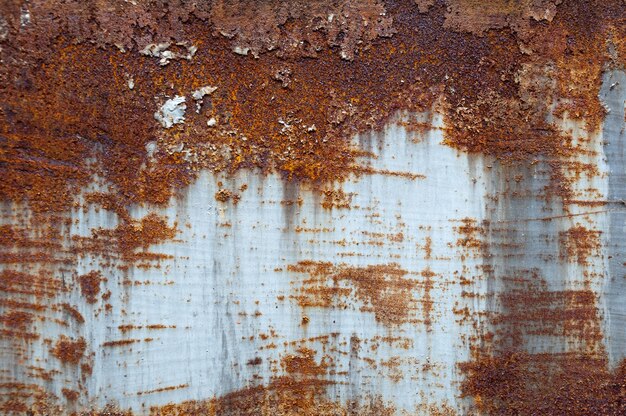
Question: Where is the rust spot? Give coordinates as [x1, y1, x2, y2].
[78, 271, 103, 304]
[288, 261, 420, 326]
[51, 336, 86, 365]
[215, 188, 240, 204]
[246, 357, 262, 366]
[282, 348, 327, 377]
[559, 225, 602, 265]
[0, 310, 34, 330]
[61, 388, 79, 401]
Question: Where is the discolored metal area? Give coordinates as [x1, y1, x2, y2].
[0, 1, 625, 415]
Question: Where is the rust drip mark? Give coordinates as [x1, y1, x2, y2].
[559, 225, 602, 265]
[78, 271, 103, 304]
[287, 261, 421, 326]
[51, 336, 86, 365]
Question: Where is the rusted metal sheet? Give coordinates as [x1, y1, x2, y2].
[0, 1, 625, 415]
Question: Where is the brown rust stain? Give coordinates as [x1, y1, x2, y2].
[287, 261, 421, 326]
[460, 353, 626, 416]
[0, 0, 625, 414]
[150, 377, 395, 416]
[458, 217, 617, 412]
[559, 224, 602, 265]
[0, 0, 622, 217]
[50, 336, 87, 365]
[61, 388, 79, 401]
[282, 347, 328, 377]
[78, 271, 104, 304]
[0, 310, 34, 330]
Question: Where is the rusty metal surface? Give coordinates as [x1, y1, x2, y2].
[0, 1, 625, 415]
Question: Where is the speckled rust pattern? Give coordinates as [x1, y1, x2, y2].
[1, 0, 625, 415]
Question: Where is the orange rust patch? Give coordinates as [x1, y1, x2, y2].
[321, 189, 352, 209]
[71, 213, 177, 263]
[51, 336, 86, 365]
[282, 348, 328, 377]
[150, 376, 395, 416]
[559, 225, 602, 265]
[0, 310, 34, 330]
[287, 261, 420, 326]
[0, 0, 622, 218]
[215, 189, 240, 204]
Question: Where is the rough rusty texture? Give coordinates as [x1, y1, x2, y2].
[51, 336, 87, 365]
[287, 261, 422, 326]
[460, 353, 626, 415]
[0, 0, 622, 214]
[78, 271, 104, 304]
[151, 378, 395, 416]
[0, 0, 625, 414]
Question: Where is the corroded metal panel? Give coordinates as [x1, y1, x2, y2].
[0, 1, 625, 415]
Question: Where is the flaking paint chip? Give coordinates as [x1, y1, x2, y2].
[192, 86, 218, 100]
[154, 96, 187, 129]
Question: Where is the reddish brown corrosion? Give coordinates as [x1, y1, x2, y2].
[287, 261, 422, 326]
[51, 336, 87, 365]
[0, 1, 623, 215]
[460, 353, 626, 415]
[78, 271, 103, 304]
[282, 347, 328, 376]
[559, 224, 602, 265]
[62, 388, 79, 401]
[150, 377, 395, 416]
[0, 310, 34, 330]
[0, 0, 625, 414]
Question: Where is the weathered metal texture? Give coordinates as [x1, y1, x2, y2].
[0, 1, 625, 415]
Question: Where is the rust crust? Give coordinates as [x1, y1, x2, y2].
[0, 1, 623, 215]
[0, 0, 625, 414]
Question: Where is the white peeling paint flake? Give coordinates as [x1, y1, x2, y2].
[154, 96, 186, 128]
[140, 42, 197, 66]
[192, 86, 218, 101]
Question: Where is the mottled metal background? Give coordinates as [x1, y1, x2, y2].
[0, 1, 625, 415]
